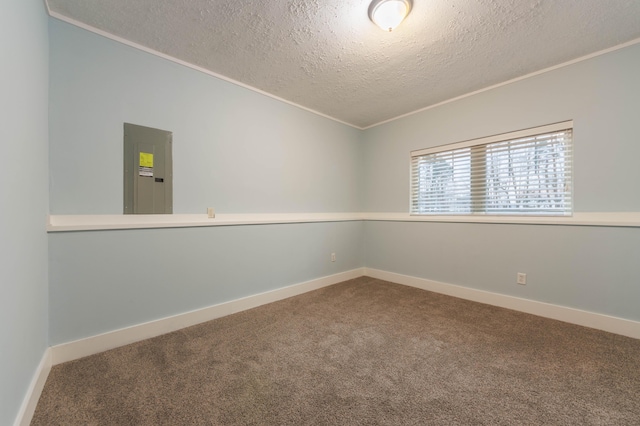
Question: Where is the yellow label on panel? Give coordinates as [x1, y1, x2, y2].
[139, 152, 154, 168]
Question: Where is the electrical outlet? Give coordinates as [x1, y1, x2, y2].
[331, 253, 336, 262]
[517, 273, 527, 285]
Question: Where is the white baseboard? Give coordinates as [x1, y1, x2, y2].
[51, 268, 365, 365]
[14, 348, 52, 426]
[364, 268, 640, 340]
[50, 266, 640, 366]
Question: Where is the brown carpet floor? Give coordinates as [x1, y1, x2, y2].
[32, 277, 640, 425]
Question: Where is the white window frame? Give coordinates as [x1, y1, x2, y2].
[410, 121, 573, 216]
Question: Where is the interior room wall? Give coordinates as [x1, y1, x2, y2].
[50, 222, 363, 344]
[48, 20, 364, 345]
[0, 0, 50, 424]
[49, 20, 363, 215]
[362, 43, 640, 322]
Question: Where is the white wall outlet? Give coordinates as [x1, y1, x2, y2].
[331, 253, 336, 262]
[207, 207, 215, 218]
[517, 273, 527, 285]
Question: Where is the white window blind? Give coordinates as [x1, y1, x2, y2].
[411, 121, 573, 216]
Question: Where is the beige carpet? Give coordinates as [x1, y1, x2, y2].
[32, 277, 640, 425]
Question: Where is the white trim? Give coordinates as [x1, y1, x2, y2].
[364, 268, 640, 340]
[363, 37, 640, 130]
[410, 120, 573, 157]
[51, 268, 365, 364]
[44, 7, 360, 130]
[363, 212, 640, 227]
[13, 348, 52, 426]
[46, 212, 640, 232]
[47, 213, 364, 232]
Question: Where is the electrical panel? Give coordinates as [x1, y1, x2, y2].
[123, 123, 173, 214]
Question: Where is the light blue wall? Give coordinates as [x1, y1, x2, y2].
[0, 0, 49, 424]
[364, 43, 640, 213]
[46, 13, 640, 352]
[48, 20, 365, 344]
[49, 20, 363, 215]
[365, 221, 640, 321]
[363, 43, 640, 322]
[50, 221, 363, 344]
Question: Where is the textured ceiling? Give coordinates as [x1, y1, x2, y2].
[47, 0, 640, 128]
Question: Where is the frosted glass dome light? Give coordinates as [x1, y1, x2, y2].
[369, 0, 413, 32]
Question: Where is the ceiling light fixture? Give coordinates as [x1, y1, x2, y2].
[368, 0, 413, 32]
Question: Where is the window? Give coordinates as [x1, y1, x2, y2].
[410, 121, 573, 216]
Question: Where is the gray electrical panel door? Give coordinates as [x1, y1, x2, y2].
[124, 123, 173, 214]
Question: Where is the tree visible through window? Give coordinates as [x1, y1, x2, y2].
[410, 122, 573, 215]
